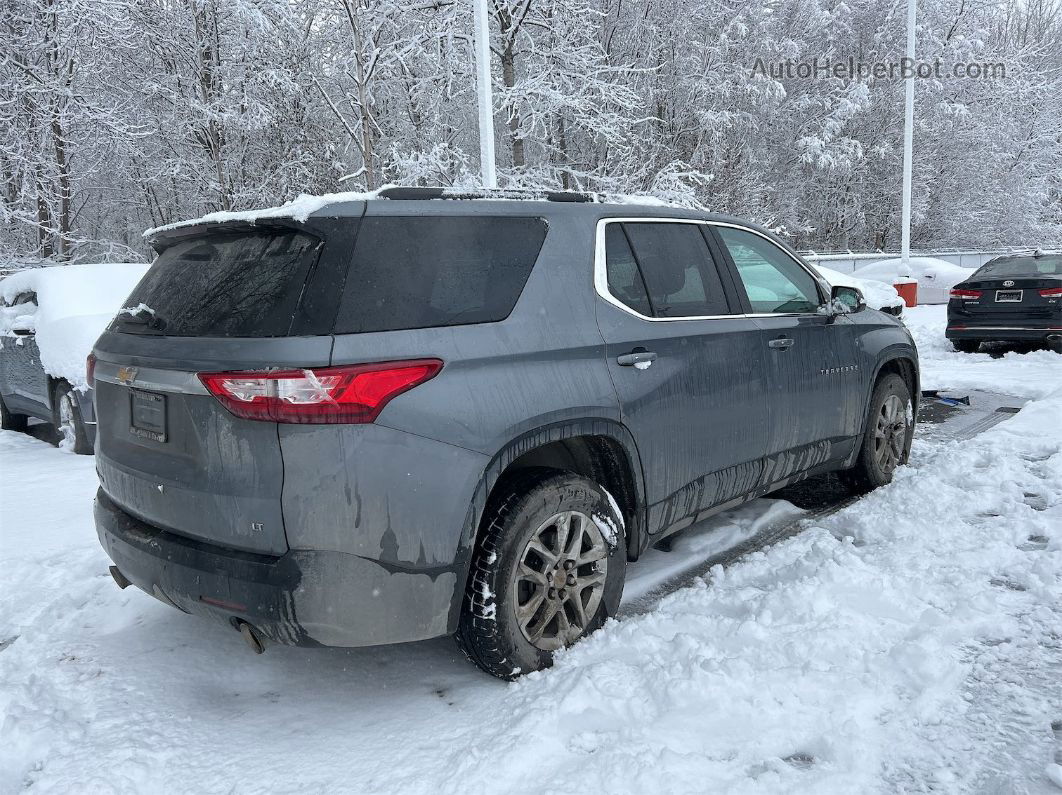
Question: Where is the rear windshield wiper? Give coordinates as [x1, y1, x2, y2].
[116, 304, 167, 332]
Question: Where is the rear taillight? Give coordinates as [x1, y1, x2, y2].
[198, 360, 443, 424]
[949, 289, 982, 300]
[1039, 287, 1062, 298]
[86, 353, 97, 388]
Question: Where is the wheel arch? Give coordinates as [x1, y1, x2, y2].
[46, 374, 69, 414]
[853, 350, 919, 449]
[873, 353, 919, 405]
[448, 418, 647, 632]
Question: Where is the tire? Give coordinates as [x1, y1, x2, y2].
[1048, 338, 1062, 355]
[844, 373, 914, 493]
[456, 469, 627, 679]
[53, 381, 92, 454]
[0, 394, 28, 432]
[951, 339, 981, 353]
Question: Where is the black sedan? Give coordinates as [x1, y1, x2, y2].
[946, 251, 1062, 353]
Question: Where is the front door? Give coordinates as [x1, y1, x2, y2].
[712, 224, 859, 481]
[595, 219, 770, 535]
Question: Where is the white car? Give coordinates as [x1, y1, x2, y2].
[812, 264, 905, 316]
[852, 256, 975, 304]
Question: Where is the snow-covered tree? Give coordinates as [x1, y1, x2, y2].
[1, 0, 1060, 261]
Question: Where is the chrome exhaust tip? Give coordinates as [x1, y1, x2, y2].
[235, 620, 266, 654]
[108, 565, 131, 590]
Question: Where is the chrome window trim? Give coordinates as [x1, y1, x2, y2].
[593, 217, 830, 322]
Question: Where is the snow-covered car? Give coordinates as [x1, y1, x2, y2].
[812, 265, 905, 316]
[852, 256, 976, 304]
[0, 263, 149, 452]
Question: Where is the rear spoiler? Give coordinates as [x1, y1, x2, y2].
[146, 217, 332, 254]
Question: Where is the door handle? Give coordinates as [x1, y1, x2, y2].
[617, 349, 658, 367]
[768, 336, 795, 350]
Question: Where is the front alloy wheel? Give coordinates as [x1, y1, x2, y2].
[844, 373, 914, 492]
[873, 394, 908, 477]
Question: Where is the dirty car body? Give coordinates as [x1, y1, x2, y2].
[93, 189, 920, 661]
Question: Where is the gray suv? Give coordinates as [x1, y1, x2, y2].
[92, 188, 919, 678]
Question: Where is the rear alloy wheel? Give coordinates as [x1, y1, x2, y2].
[53, 382, 92, 454]
[844, 373, 914, 492]
[513, 510, 610, 651]
[456, 469, 626, 679]
[952, 339, 981, 353]
[0, 394, 28, 432]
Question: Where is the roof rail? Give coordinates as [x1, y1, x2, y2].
[377, 186, 596, 203]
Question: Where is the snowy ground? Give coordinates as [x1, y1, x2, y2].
[1, 306, 1060, 794]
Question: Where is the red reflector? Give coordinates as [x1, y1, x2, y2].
[200, 595, 248, 612]
[1039, 287, 1062, 298]
[198, 359, 443, 424]
[949, 289, 982, 300]
[86, 353, 97, 388]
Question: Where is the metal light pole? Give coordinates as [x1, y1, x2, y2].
[473, 0, 498, 188]
[899, 0, 917, 276]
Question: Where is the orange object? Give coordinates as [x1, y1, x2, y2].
[893, 281, 918, 307]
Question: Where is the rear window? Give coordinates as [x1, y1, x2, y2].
[975, 256, 1062, 278]
[333, 216, 547, 333]
[118, 230, 321, 337]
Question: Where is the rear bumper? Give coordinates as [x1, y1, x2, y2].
[95, 488, 457, 647]
[946, 324, 1062, 342]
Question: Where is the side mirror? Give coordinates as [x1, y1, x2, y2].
[831, 285, 866, 314]
[11, 326, 34, 337]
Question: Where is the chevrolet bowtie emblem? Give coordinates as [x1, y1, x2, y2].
[116, 365, 138, 385]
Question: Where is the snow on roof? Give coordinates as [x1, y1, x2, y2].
[143, 187, 389, 238]
[143, 185, 699, 238]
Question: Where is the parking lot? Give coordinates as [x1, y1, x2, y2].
[2, 305, 1060, 793]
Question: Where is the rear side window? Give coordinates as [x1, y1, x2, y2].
[332, 216, 547, 333]
[611, 222, 731, 317]
[119, 230, 321, 337]
[605, 225, 652, 316]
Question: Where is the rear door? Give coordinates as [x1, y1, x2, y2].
[595, 218, 770, 534]
[93, 221, 355, 555]
[712, 224, 860, 474]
